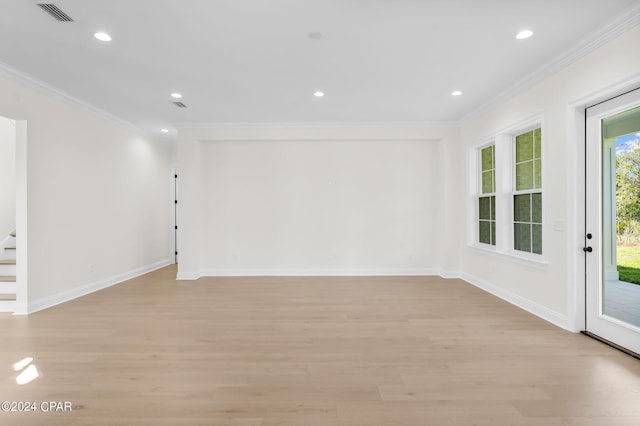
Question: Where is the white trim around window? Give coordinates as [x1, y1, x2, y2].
[467, 116, 547, 265]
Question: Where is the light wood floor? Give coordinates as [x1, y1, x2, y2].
[1, 265, 640, 426]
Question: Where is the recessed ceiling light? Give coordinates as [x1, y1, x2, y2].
[170, 93, 183, 99]
[94, 32, 112, 42]
[451, 90, 463, 96]
[161, 129, 169, 133]
[313, 91, 325, 98]
[516, 29, 533, 40]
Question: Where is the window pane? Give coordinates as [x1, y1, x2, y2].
[514, 223, 532, 252]
[512, 127, 542, 256]
[534, 159, 542, 189]
[514, 194, 531, 222]
[491, 221, 496, 245]
[490, 196, 496, 220]
[516, 161, 534, 190]
[516, 131, 534, 162]
[482, 171, 494, 193]
[481, 146, 494, 171]
[479, 221, 491, 244]
[479, 197, 491, 220]
[532, 224, 542, 254]
[532, 192, 542, 224]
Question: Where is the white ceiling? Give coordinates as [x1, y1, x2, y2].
[1, 0, 639, 139]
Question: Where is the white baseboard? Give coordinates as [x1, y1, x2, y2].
[437, 269, 460, 279]
[21, 259, 172, 315]
[176, 271, 201, 280]
[13, 302, 27, 315]
[457, 271, 568, 330]
[198, 267, 440, 277]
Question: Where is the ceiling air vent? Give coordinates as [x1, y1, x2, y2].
[173, 102, 187, 108]
[37, 3, 74, 22]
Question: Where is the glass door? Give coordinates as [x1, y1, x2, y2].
[585, 89, 640, 355]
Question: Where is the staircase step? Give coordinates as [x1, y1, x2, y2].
[0, 276, 16, 282]
[3, 248, 16, 261]
[0, 281, 16, 293]
[0, 300, 16, 312]
[0, 265, 16, 275]
[0, 260, 16, 265]
[9, 230, 15, 237]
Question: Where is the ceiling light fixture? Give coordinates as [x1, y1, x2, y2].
[313, 91, 325, 98]
[516, 29, 533, 40]
[451, 90, 463, 96]
[161, 129, 169, 133]
[309, 32, 326, 40]
[94, 32, 112, 42]
[170, 93, 183, 99]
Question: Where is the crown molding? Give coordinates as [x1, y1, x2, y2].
[0, 60, 147, 137]
[175, 120, 459, 130]
[460, 2, 640, 124]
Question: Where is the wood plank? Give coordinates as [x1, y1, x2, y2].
[1, 265, 639, 425]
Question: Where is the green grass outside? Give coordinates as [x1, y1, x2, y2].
[617, 245, 640, 285]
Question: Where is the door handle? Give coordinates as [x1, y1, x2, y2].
[583, 246, 593, 253]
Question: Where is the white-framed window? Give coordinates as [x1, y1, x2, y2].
[513, 127, 542, 254]
[478, 144, 496, 246]
[468, 118, 545, 263]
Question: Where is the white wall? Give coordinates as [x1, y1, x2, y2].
[455, 24, 640, 329]
[0, 116, 16, 240]
[201, 139, 437, 274]
[177, 126, 457, 278]
[0, 72, 173, 313]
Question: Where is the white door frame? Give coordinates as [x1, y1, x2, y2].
[14, 120, 28, 315]
[584, 89, 640, 355]
[567, 74, 640, 335]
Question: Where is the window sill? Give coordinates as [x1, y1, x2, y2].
[467, 243, 549, 269]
